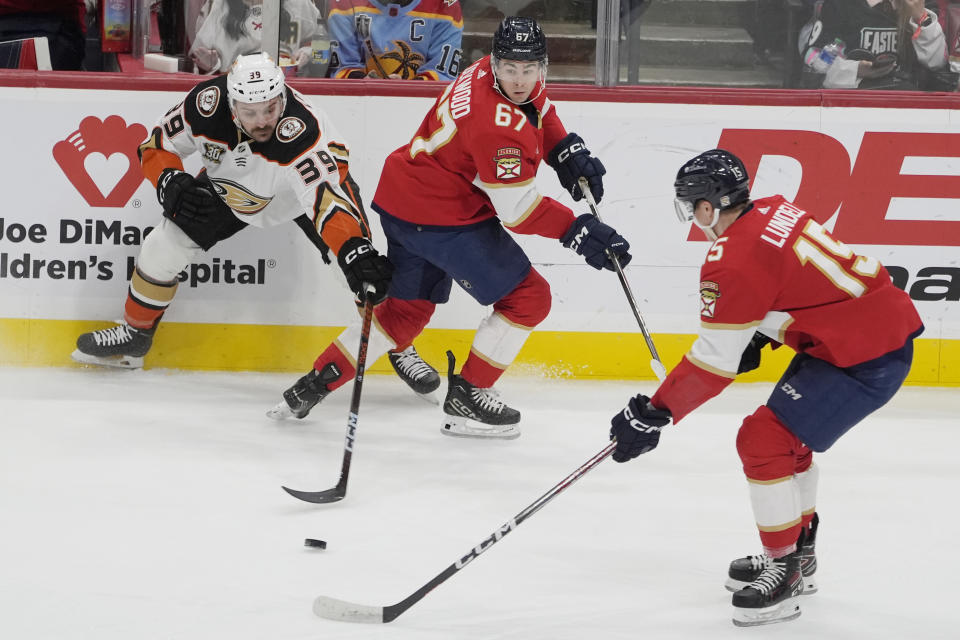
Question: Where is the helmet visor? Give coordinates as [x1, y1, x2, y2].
[674, 198, 695, 223]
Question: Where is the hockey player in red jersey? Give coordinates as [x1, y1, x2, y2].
[608, 149, 923, 626]
[72, 53, 392, 369]
[269, 17, 629, 439]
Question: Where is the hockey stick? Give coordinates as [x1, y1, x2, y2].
[282, 287, 376, 504]
[579, 178, 667, 382]
[364, 38, 391, 78]
[312, 440, 616, 623]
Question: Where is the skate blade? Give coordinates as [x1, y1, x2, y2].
[266, 401, 294, 420]
[725, 576, 817, 595]
[732, 597, 801, 627]
[71, 349, 144, 369]
[440, 415, 521, 440]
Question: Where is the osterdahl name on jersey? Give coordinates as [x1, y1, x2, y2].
[0, 216, 272, 287]
[449, 62, 478, 119]
[760, 201, 805, 248]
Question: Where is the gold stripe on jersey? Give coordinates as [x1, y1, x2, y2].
[700, 319, 761, 331]
[746, 475, 794, 485]
[137, 126, 164, 158]
[329, 6, 382, 18]
[687, 354, 738, 379]
[501, 194, 543, 229]
[408, 10, 463, 28]
[327, 141, 349, 161]
[469, 346, 509, 370]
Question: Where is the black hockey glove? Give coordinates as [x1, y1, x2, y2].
[546, 132, 606, 203]
[157, 168, 221, 222]
[337, 236, 393, 304]
[737, 332, 772, 374]
[560, 213, 632, 271]
[609, 394, 672, 463]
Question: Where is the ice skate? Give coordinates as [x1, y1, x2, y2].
[440, 351, 520, 440]
[731, 534, 804, 627]
[267, 363, 342, 420]
[726, 513, 819, 594]
[71, 323, 154, 369]
[388, 345, 440, 405]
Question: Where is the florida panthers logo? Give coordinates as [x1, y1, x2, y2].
[700, 280, 721, 318]
[209, 178, 273, 215]
[494, 147, 522, 180]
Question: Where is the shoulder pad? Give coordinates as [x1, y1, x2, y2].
[182, 75, 237, 145]
[253, 88, 322, 163]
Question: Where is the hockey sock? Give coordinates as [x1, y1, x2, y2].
[460, 269, 550, 388]
[312, 342, 356, 392]
[123, 266, 177, 330]
[314, 315, 397, 391]
[737, 406, 805, 557]
[796, 460, 819, 529]
[374, 298, 435, 351]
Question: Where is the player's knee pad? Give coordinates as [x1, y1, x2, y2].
[374, 298, 436, 349]
[736, 405, 805, 481]
[137, 217, 203, 283]
[493, 267, 551, 327]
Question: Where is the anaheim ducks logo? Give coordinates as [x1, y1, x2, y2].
[209, 178, 273, 215]
[196, 86, 220, 117]
[276, 116, 306, 142]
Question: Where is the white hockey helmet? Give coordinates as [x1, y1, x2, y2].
[226, 53, 287, 133]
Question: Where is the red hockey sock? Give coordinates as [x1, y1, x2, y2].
[374, 298, 435, 351]
[312, 342, 357, 392]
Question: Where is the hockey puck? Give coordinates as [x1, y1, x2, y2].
[304, 538, 327, 549]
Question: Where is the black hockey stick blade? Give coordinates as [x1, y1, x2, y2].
[282, 484, 345, 504]
[282, 287, 374, 504]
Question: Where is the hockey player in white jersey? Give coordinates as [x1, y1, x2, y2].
[71, 53, 410, 386]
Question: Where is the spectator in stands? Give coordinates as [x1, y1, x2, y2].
[326, 0, 462, 80]
[0, 0, 85, 70]
[802, 0, 947, 89]
[189, 0, 324, 74]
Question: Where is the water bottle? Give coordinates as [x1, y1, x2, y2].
[807, 38, 845, 73]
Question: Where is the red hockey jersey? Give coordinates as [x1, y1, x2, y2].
[652, 195, 923, 422]
[372, 55, 575, 239]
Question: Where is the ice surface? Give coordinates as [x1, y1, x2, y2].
[0, 367, 956, 639]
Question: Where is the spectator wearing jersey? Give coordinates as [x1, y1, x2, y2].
[803, 0, 946, 89]
[326, 0, 463, 80]
[189, 0, 324, 74]
[0, 0, 85, 69]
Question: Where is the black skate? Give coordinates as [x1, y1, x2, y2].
[71, 323, 155, 369]
[440, 350, 520, 440]
[726, 513, 819, 594]
[266, 362, 342, 420]
[731, 535, 804, 627]
[388, 345, 440, 404]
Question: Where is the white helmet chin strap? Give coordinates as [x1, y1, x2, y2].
[692, 205, 721, 240]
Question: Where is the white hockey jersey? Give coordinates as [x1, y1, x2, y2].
[138, 74, 370, 257]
